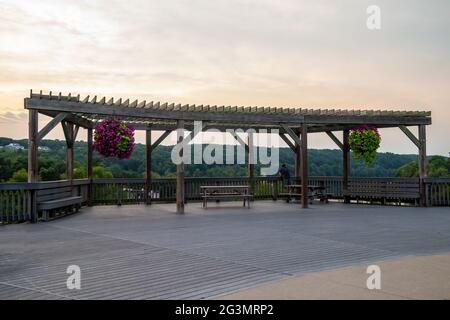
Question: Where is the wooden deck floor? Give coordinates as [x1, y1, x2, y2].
[1, 201, 450, 300]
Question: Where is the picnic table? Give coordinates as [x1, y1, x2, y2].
[200, 185, 253, 208]
[281, 184, 330, 204]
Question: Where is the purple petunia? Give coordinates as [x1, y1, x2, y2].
[93, 119, 135, 159]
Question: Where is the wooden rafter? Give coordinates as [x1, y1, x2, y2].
[325, 131, 344, 150]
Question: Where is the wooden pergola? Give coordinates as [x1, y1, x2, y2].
[24, 90, 432, 214]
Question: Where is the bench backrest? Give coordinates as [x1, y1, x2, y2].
[347, 179, 420, 199]
[37, 186, 74, 203]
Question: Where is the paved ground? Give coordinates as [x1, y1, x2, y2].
[219, 254, 450, 300]
[1, 201, 450, 299]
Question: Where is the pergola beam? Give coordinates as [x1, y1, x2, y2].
[280, 124, 302, 146]
[399, 125, 420, 148]
[326, 131, 344, 150]
[279, 133, 296, 152]
[26, 98, 304, 124]
[61, 122, 79, 181]
[152, 130, 172, 149]
[230, 131, 249, 153]
[37, 112, 68, 141]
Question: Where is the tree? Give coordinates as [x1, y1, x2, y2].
[93, 166, 113, 178]
[9, 168, 28, 182]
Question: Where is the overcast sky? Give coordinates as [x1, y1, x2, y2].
[0, 0, 449, 155]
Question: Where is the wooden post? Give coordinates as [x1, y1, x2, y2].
[66, 125, 74, 181]
[28, 110, 38, 182]
[28, 109, 38, 223]
[418, 125, 427, 206]
[294, 142, 301, 182]
[87, 128, 93, 206]
[176, 120, 185, 214]
[300, 125, 308, 208]
[62, 122, 78, 182]
[343, 129, 350, 204]
[145, 128, 152, 205]
[248, 131, 255, 196]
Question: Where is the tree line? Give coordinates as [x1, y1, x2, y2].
[0, 137, 448, 182]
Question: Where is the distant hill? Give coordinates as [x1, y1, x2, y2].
[1, 137, 447, 182]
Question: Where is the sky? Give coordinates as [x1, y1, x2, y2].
[0, 0, 449, 155]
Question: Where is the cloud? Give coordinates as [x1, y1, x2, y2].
[0, 0, 449, 154]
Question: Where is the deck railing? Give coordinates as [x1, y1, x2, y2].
[1, 176, 449, 223]
[425, 178, 450, 206]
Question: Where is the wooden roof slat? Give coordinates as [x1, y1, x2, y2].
[130, 100, 138, 108]
[144, 101, 153, 108]
[25, 91, 431, 129]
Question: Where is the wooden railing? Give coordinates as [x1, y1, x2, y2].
[1, 176, 449, 223]
[425, 178, 450, 206]
[0, 179, 89, 224]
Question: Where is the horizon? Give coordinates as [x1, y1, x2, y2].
[1, 135, 445, 158]
[1, 0, 449, 155]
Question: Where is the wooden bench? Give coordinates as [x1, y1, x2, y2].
[37, 186, 82, 220]
[343, 179, 420, 205]
[200, 185, 253, 208]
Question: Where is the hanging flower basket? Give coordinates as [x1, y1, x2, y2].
[349, 125, 381, 166]
[93, 119, 135, 159]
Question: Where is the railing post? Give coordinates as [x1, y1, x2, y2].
[272, 179, 278, 201]
[176, 120, 185, 214]
[87, 128, 93, 206]
[300, 125, 308, 208]
[343, 129, 350, 204]
[247, 131, 255, 197]
[28, 109, 38, 222]
[145, 127, 152, 205]
[418, 125, 427, 206]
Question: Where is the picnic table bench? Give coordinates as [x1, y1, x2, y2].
[279, 184, 331, 204]
[200, 185, 253, 208]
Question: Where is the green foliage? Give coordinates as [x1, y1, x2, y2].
[396, 156, 450, 177]
[349, 129, 381, 166]
[1, 137, 448, 181]
[92, 166, 113, 178]
[9, 168, 28, 182]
